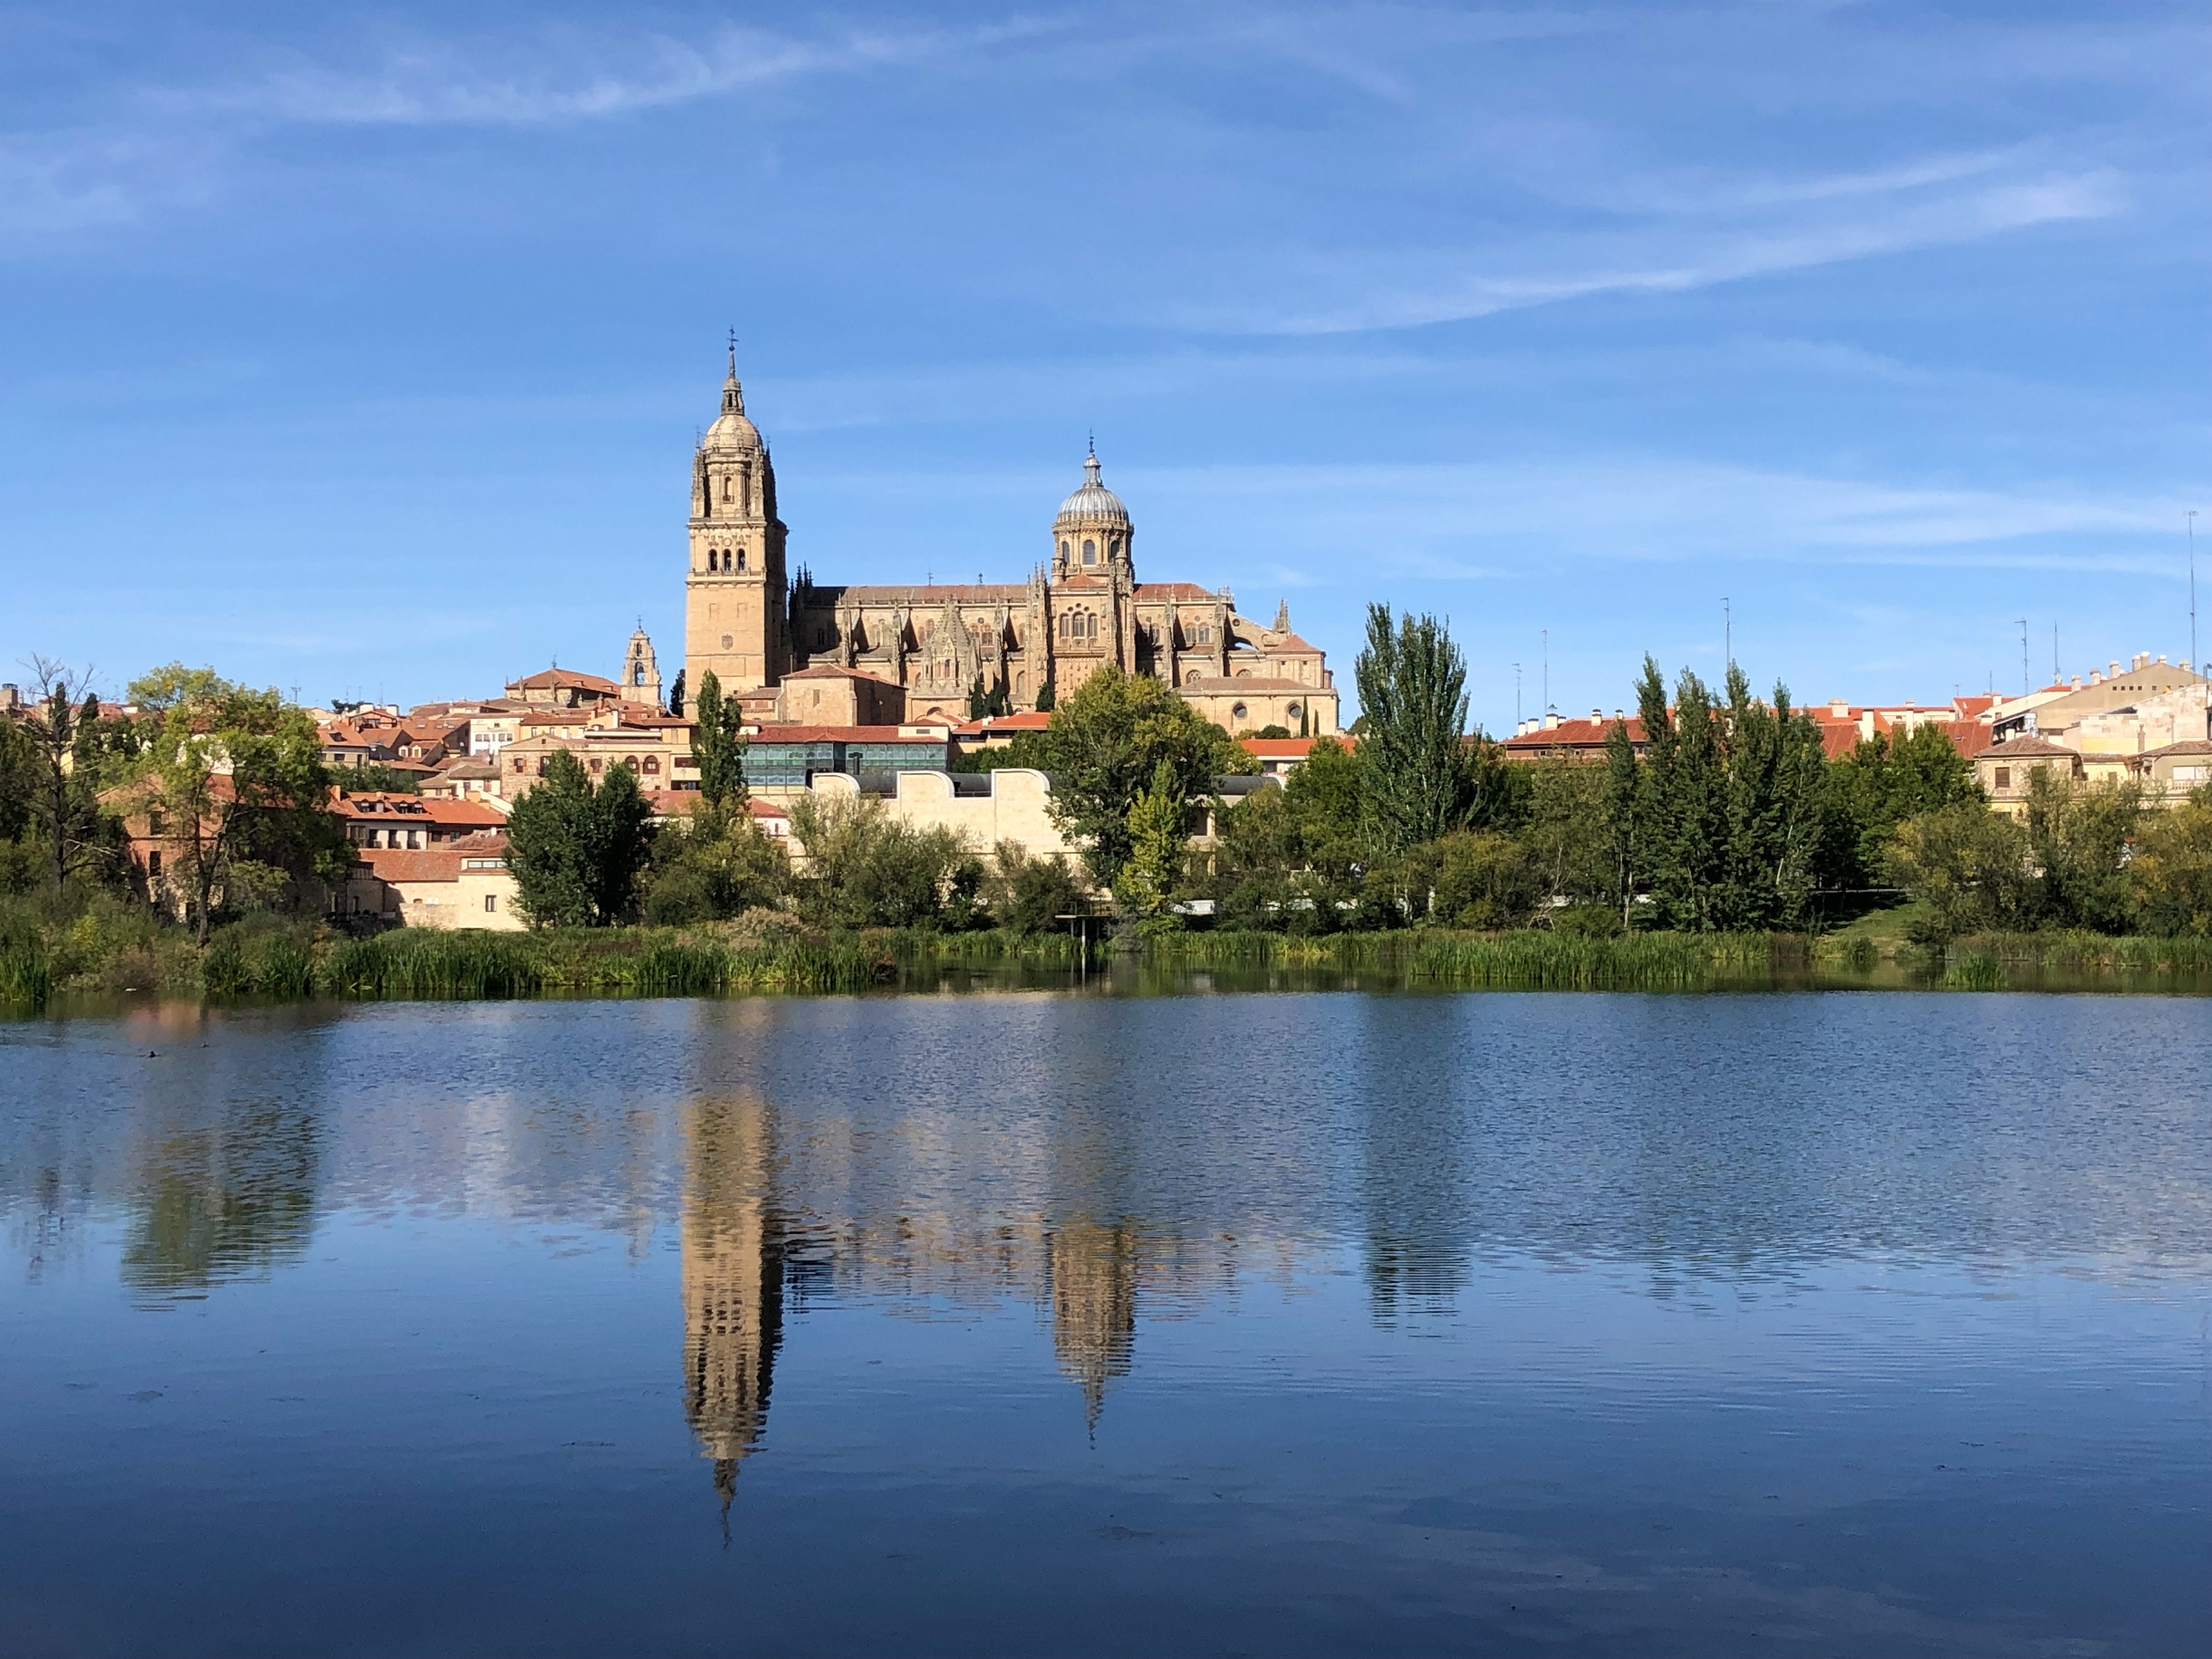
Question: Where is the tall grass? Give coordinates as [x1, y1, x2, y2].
[314, 927, 887, 999]
[1146, 928, 1776, 988]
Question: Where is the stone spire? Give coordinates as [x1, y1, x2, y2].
[1274, 598, 1291, 634]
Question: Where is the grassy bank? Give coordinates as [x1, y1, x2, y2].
[6, 890, 2210, 1009]
[1142, 927, 1782, 989]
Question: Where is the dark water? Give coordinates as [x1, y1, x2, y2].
[2, 992, 2207, 1657]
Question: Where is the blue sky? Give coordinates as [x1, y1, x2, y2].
[2, 1, 2204, 729]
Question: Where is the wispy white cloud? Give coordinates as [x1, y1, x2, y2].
[1115, 456, 2196, 574]
[1182, 168, 2125, 335]
[148, 19, 1037, 129]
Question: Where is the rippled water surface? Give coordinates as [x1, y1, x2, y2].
[3, 991, 2208, 1657]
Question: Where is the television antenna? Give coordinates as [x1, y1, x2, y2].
[2017, 619, 2030, 698]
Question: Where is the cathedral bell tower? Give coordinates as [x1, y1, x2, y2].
[685, 345, 789, 696]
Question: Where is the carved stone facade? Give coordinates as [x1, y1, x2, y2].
[680, 361, 1338, 734]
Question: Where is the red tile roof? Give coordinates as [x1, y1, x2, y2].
[331, 791, 507, 828]
[1135, 582, 1221, 601]
[508, 668, 621, 694]
[1502, 715, 1646, 752]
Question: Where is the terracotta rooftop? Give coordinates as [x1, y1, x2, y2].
[508, 668, 622, 694]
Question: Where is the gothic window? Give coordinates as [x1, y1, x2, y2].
[722, 476, 732, 502]
[1059, 540, 1069, 559]
[1186, 670, 1200, 686]
[1082, 539, 1096, 564]
[737, 550, 747, 572]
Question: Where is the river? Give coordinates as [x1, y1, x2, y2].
[2, 991, 2207, 1655]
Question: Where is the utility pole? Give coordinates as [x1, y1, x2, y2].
[2017, 619, 2030, 698]
[2051, 623, 2059, 685]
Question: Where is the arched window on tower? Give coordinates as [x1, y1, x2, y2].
[1082, 539, 1097, 565]
[737, 550, 747, 572]
[1059, 540, 1070, 560]
[721, 475, 732, 503]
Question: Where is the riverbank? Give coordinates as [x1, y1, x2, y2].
[6, 893, 2212, 1008]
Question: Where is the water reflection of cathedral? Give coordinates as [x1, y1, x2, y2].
[1047, 1218, 1138, 1432]
[680, 1097, 785, 1514]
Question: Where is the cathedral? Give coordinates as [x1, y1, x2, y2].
[678, 351, 1338, 735]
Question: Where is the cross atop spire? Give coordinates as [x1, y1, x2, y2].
[726, 328, 738, 375]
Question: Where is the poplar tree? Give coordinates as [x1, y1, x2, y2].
[690, 670, 747, 808]
[1355, 604, 1478, 855]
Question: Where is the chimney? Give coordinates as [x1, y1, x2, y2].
[1829, 697, 1848, 715]
[2133, 652, 2150, 672]
[1543, 712, 1559, 731]
[2070, 675, 2081, 689]
[2155, 654, 2167, 666]
[1590, 708, 1602, 723]
[2109, 661, 2121, 678]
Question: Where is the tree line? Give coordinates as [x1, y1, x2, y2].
[7, 628, 2209, 950]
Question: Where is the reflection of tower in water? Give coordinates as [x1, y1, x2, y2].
[681, 1096, 785, 1518]
[1047, 1218, 1137, 1432]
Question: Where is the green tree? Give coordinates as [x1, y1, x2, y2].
[18, 659, 109, 890]
[984, 841, 1085, 935]
[505, 752, 655, 927]
[1355, 605, 1491, 854]
[2130, 799, 2212, 935]
[666, 668, 687, 719]
[2021, 770, 2139, 933]
[690, 670, 748, 808]
[1430, 830, 1538, 927]
[1115, 759, 1189, 917]
[785, 792, 979, 928]
[1035, 665, 1239, 889]
[129, 675, 346, 943]
[1518, 754, 1615, 910]
[1034, 678, 1056, 713]
[1885, 801, 2033, 938]
[1825, 724, 1981, 888]
[1628, 658, 1826, 930]
[640, 799, 787, 924]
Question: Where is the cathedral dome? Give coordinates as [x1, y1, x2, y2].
[1054, 451, 1128, 525]
[701, 355, 763, 452]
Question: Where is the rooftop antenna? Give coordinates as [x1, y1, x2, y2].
[2017, 618, 2030, 698]
[1541, 629, 1550, 717]
[2052, 622, 2059, 684]
[1723, 596, 1731, 670]
[1514, 662, 1522, 729]
[2188, 510, 2199, 680]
